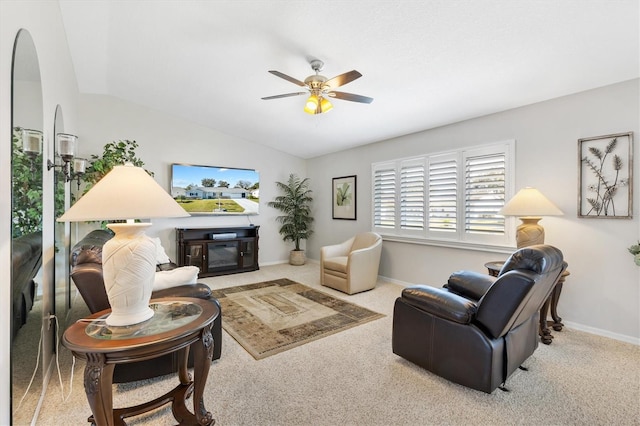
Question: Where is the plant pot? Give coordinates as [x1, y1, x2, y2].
[289, 250, 306, 266]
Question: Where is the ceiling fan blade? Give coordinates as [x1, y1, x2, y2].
[261, 92, 308, 100]
[325, 70, 362, 89]
[268, 70, 306, 87]
[328, 91, 374, 104]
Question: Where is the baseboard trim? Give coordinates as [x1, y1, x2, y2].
[378, 275, 412, 287]
[563, 321, 640, 346]
[261, 258, 321, 267]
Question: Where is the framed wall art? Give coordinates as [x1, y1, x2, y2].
[578, 131, 633, 218]
[332, 175, 357, 220]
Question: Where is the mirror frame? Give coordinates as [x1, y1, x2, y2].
[11, 28, 45, 424]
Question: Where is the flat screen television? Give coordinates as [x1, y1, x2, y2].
[171, 163, 259, 215]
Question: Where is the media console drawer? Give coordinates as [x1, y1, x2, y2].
[176, 226, 259, 278]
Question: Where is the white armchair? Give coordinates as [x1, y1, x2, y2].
[320, 232, 382, 294]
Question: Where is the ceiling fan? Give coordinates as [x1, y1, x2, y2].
[261, 59, 373, 115]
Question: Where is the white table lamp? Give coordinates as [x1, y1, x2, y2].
[499, 187, 563, 248]
[57, 163, 189, 326]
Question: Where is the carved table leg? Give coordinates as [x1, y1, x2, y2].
[177, 346, 192, 386]
[171, 347, 195, 423]
[539, 297, 554, 345]
[549, 277, 565, 331]
[84, 352, 116, 426]
[193, 324, 215, 426]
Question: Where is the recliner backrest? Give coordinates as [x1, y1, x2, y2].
[500, 245, 566, 326]
[474, 245, 564, 339]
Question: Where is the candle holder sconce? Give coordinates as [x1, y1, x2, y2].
[47, 133, 84, 186]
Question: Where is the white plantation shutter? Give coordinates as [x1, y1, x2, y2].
[372, 140, 513, 247]
[428, 154, 458, 233]
[373, 164, 396, 229]
[400, 159, 425, 230]
[464, 150, 506, 235]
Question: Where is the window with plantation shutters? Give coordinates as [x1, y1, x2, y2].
[400, 159, 425, 231]
[372, 140, 514, 248]
[464, 151, 506, 235]
[428, 154, 457, 233]
[373, 164, 396, 229]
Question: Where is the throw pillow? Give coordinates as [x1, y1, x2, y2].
[153, 266, 199, 291]
[153, 237, 171, 265]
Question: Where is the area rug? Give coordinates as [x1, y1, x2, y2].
[209, 278, 384, 359]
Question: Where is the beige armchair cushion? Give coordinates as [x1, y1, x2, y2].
[320, 232, 382, 294]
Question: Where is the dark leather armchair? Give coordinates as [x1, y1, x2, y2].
[70, 229, 222, 383]
[392, 245, 566, 393]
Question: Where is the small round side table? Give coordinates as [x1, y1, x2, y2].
[63, 297, 219, 426]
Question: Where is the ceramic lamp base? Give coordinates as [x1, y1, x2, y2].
[103, 222, 156, 326]
[516, 217, 545, 248]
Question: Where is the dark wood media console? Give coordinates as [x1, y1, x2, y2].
[176, 226, 259, 278]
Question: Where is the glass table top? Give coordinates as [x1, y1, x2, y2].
[85, 300, 203, 340]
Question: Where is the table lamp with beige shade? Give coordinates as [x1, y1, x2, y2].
[57, 163, 189, 326]
[498, 187, 564, 248]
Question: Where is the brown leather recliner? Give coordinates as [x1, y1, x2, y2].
[12, 231, 42, 337]
[70, 229, 222, 383]
[392, 245, 565, 393]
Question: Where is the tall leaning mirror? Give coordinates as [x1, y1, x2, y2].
[11, 29, 44, 424]
[53, 105, 72, 332]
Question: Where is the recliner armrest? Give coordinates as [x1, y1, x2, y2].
[152, 283, 212, 300]
[445, 271, 496, 301]
[401, 285, 477, 324]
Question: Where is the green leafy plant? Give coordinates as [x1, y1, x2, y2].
[267, 174, 314, 251]
[83, 140, 152, 192]
[628, 242, 640, 266]
[11, 127, 42, 238]
[335, 182, 352, 206]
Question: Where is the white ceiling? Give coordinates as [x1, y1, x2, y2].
[58, 0, 639, 159]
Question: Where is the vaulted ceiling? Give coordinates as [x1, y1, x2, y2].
[58, 0, 639, 159]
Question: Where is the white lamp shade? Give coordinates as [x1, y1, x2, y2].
[499, 187, 563, 217]
[57, 163, 189, 222]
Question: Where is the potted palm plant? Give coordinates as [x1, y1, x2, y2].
[268, 174, 314, 265]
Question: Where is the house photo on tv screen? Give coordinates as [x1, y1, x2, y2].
[171, 163, 259, 215]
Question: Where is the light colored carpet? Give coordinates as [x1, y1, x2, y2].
[30, 263, 640, 425]
[211, 278, 384, 359]
[12, 296, 45, 425]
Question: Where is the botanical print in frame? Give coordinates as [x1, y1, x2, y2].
[578, 132, 633, 218]
[332, 175, 357, 220]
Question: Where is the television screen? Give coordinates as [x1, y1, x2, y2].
[171, 163, 259, 215]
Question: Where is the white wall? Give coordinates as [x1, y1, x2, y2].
[1, 3, 638, 424]
[1, 1, 80, 423]
[76, 94, 307, 264]
[308, 79, 640, 343]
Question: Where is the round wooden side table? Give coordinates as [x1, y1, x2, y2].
[63, 297, 219, 426]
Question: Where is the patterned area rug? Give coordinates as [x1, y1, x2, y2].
[210, 278, 384, 359]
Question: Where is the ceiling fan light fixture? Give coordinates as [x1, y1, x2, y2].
[266, 60, 371, 114]
[320, 96, 333, 113]
[304, 95, 319, 114]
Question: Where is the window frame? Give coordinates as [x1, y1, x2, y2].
[371, 140, 515, 251]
